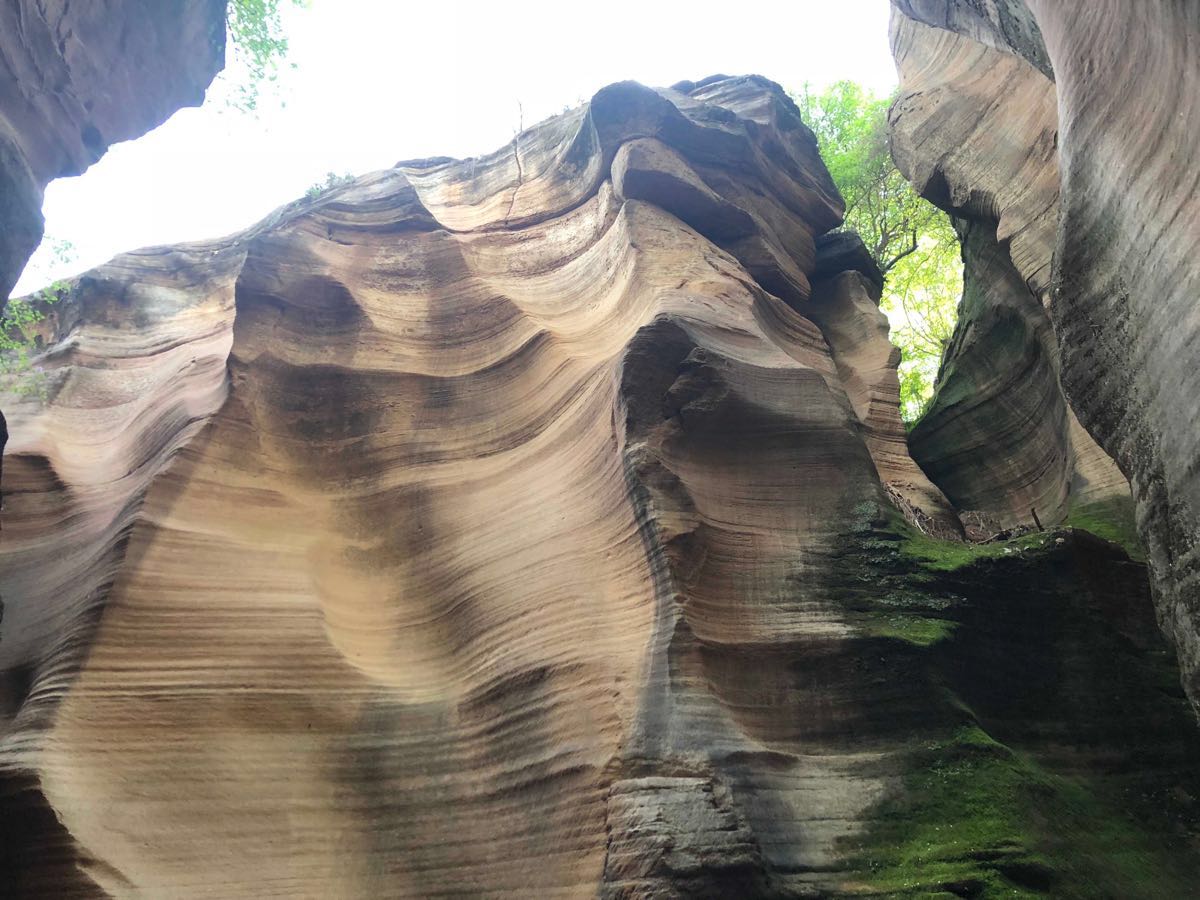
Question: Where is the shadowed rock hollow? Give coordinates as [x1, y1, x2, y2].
[3, 70, 1200, 898]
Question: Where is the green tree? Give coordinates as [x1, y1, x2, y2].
[225, 0, 307, 112]
[887, 235, 962, 422]
[1, 239, 74, 396]
[794, 81, 962, 423]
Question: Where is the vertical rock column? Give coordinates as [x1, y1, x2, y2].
[1025, 0, 1200, 703]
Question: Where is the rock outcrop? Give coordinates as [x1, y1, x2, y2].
[0, 0, 229, 520]
[889, 3, 1127, 535]
[3, 73, 1199, 897]
[889, 0, 1200, 711]
[1028, 0, 1200, 713]
[0, 0, 227, 301]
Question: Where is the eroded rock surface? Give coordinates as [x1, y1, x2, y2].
[889, 2, 1126, 536]
[908, 218, 1126, 534]
[1027, 0, 1200, 711]
[0, 0, 227, 300]
[889, 0, 1200, 712]
[2, 73, 1198, 897]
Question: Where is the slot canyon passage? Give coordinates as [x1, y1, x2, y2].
[2, 2, 1200, 898]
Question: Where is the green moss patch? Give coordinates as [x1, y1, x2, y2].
[848, 726, 1053, 897]
[846, 721, 1200, 897]
[897, 524, 1058, 572]
[1063, 496, 1144, 561]
[882, 496, 1145, 573]
[865, 615, 957, 647]
[834, 504, 1200, 897]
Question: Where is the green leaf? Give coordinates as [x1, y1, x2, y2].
[792, 81, 964, 424]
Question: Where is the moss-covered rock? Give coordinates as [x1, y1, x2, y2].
[826, 502, 1200, 896]
[1063, 496, 1145, 562]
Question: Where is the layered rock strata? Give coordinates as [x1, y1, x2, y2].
[805, 235, 961, 539]
[889, 0, 1200, 710]
[1026, 0, 1200, 711]
[1, 74, 1198, 897]
[908, 217, 1127, 537]
[0, 0, 229, 507]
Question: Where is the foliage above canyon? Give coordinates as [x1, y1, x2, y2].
[795, 80, 962, 422]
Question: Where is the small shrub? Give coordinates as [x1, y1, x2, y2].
[1, 281, 68, 398]
[305, 171, 355, 199]
[2, 237, 74, 398]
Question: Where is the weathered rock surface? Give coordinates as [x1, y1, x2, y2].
[0, 0, 227, 301]
[889, 0, 1200, 712]
[909, 217, 1127, 534]
[889, 2, 1127, 536]
[2, 73, 1199, 897]
[805, 238, 961, 540]
[1027, 0, 1200, 715]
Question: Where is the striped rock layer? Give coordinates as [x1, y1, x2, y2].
[889, 0, 1127, 536]
[2, 74, 1199, 897]
[0, 75, 951, 897]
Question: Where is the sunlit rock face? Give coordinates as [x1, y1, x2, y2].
[0, 0, 227, 300]
[889, 0, 1200, 712]
[3, 74, 1200, 897]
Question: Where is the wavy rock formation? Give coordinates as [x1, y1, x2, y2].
[908, 218, 1127, 538]
[0, 0, 228, 517]
[0, 0, 227, 300]
[1026, 0, 1200, 710]
[805, 235, 961, 539]
[889, 3, 1127, 537]
[889, 0, 1200, 710]
[2, 73, 1199, 897]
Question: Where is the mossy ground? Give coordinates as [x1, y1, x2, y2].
[835, 502, 963, 647]
[839, 501, 1055, 646]
[897, 526, 1059, 572]
[889, 495, 1145, 570]
[864, 615, 957, 647]
[848, 725, 1199, 898]
[848, 726, 1053, 897]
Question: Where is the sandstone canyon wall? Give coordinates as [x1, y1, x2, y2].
[889, 0, 1200, 715]
[889, 2, 1127, 537]
[2, 72, 1200, 897]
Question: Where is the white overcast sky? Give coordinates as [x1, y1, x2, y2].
[16, 0, 897, 293]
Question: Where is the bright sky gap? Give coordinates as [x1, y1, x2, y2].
[15, 0, 896, 294]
